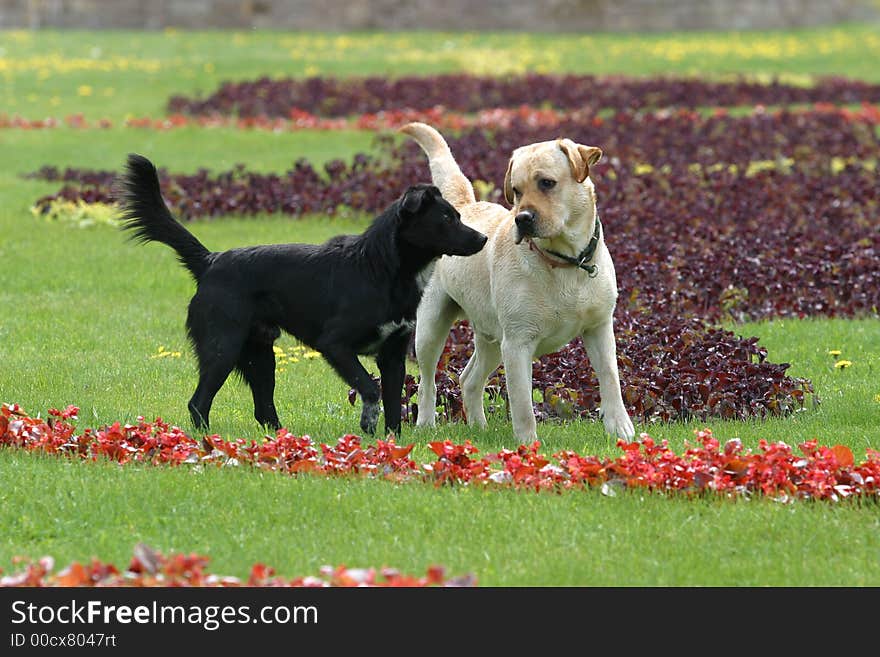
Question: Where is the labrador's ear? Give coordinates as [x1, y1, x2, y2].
[401, 186, 428, 214]
[503, 158, 515, 205]
[557, 139, 603, 183]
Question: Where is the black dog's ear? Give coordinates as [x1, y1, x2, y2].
[401, 186, 428, 215]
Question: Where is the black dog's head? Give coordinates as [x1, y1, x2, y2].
[397, 184, 487, 257]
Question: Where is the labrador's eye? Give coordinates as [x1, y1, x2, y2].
[538, 178, 556, 191]
[512, 187, 522, 198]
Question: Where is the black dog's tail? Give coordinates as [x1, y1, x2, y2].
[117, 154, 211, 281]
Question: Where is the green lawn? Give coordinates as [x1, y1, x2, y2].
[1, 25, 879, 586]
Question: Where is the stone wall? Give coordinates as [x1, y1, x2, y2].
[2, 0, 879, 31]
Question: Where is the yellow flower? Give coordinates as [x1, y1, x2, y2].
[77, 85, 92, 96]
[874, 394, 880, 404]
[834, 360, 852, 369]
[150, 345, 181, 359]
[828, 349, 842, 357]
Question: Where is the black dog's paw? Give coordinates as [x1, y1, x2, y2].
[360, 401, 380, 435]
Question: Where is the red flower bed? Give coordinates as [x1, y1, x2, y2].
[1, 543, 474, 587]
[2, 404, 878, 502]
[7, 102, 877, 137]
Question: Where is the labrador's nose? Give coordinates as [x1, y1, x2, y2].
[515, 210, 536, 235]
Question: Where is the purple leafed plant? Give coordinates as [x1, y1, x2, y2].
[166, 73, 880, 118]
[384, 313, 814, 427]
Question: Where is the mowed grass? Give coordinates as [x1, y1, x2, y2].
[1, 27, 879, 585]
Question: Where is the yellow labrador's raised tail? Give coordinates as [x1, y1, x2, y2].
[399, 123, 476, 210]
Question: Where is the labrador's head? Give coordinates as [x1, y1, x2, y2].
[503, 138, 602, 245]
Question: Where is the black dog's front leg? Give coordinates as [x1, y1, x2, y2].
[376, 331, 411, 436]
[319, 343, 382, 434]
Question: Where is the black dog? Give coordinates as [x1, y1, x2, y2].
[117, 154, 486, 435]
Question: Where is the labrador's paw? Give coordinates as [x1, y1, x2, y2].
[415, 411, 436, 428]
[601, 406, 635, 440]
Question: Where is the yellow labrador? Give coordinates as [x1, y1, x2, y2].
[400, 122, 635, 443]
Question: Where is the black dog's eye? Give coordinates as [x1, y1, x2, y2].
[538, 178, 556, 191]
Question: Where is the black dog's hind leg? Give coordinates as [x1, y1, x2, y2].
[376, 331, 411, 436]
[189, 354, 239, 430]
[236, 329, 281, 431]
[186, 295, 250, 430]
[318, 343, 382, 435]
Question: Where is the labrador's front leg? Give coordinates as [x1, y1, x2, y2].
[582, 321, 635, 440]
[500, 338, 538, 443]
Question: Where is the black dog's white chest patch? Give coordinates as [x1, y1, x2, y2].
[359, 318, 415, 355]
[378, 318, 415, 338]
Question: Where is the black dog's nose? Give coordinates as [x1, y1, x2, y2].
[470, 230, 488, 253]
